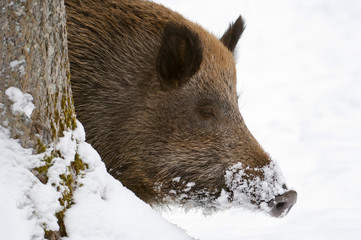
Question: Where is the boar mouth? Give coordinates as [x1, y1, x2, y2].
[155, 161, 297, 217]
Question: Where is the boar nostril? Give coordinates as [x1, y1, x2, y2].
[268, 190, 297, 218]
[275, 202, 286, 210]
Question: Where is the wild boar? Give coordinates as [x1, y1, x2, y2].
[65, 0, 297, 217]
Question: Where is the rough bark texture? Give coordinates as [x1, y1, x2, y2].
[1, 1, 77, 239]
[0, 0, 76, 151]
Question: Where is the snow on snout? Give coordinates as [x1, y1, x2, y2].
[217, 161, 287, 213]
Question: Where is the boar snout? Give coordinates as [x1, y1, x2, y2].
[268, 190, 297, 217]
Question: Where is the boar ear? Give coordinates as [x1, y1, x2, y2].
[157, 23, 203, 90]
[220, 15, 245, 52]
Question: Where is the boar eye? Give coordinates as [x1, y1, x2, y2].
[198, 105, 215, 119]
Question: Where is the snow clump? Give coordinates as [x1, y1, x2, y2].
[216, 161, 288, 213]
[5, 86, 35, 118]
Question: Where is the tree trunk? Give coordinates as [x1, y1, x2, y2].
[0, 0, 76, 149]
[1, 1, 78, 239]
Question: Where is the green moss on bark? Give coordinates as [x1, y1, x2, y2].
[71, 153, 89, 175]
[54, 153, 88, 238]
[61, 93, 77, 131]
[33, 153, 54, 184]
[36, 138, 47, 154]
[32, 148, 88, 239]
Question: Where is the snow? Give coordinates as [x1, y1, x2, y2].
[63, 122, 192, 240]
[9, 59, 26, 76]
[218, 161, 287, 212]
[1, 0, 361, 239]
[10, 59, 25, 68]
[0, 119, 192, 240]
[5, 86, 35, 118]
[0, 126, 54, 240]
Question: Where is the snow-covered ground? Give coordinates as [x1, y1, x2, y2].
[157, 0, 361, 239]
[1, 0, 361, 239]
[0, 118, 192, 240]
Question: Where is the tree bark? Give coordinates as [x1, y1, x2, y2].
[0, 0, 76, 150]
[1, 1, 77, 239]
